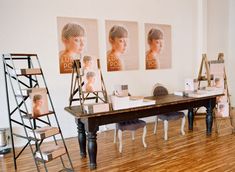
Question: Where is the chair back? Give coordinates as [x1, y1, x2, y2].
[153, 84, 168, 96]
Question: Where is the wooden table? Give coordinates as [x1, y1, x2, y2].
[65, 94, 220, 169]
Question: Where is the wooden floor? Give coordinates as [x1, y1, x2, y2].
[1, 118, 235, 172]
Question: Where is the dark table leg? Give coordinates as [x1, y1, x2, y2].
[76, 119, 87, 158]
[87, 131, 97, 170]
[206, 100, 213, 135]
[188, 108, 194, 131]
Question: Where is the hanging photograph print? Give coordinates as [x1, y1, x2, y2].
[57, 17, 99, 74]
[105, 20, 139, 71]
[145, 23, 172, 70]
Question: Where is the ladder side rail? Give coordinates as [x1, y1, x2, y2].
[2, 54, 17, 170]
[4, 54, 41, 171]
[35, 54, 74, 170]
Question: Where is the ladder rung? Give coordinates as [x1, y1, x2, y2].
[35, 145, 66, 162]
[28, 126, 60, 140]
[22, 111, 55, 119]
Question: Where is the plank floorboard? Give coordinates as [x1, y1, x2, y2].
[1, 118, 235, 172]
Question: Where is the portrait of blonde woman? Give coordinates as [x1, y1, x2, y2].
[107, 25, 128, 71]
[146, 28, 164, 69]
[106, 20, 139, 72]
[57, 17, 99, 74]
[59, 23, 86, 73]
[145, 24, 172, 70]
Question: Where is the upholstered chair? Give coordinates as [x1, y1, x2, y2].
[153, 84, 186, 140]
[114, 120, 147, 153]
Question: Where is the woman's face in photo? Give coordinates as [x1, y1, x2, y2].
[87, 76, 95, 84]
[64, 36, 86, 54]
[35, 99, 43, 106]
[150, 39, 164, 54]
[111, 37, 128, 54]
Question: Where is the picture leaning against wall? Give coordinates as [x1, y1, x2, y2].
[105, 20, 139, 72]
[145, 23, 172, 70]
[57, 17, 99, 74]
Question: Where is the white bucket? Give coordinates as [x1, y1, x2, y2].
[0, 129, 7, 147]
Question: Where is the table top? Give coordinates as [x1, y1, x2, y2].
[65, 94, 222, 119]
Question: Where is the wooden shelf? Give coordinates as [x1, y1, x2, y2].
[16, 68, 42, 76]
[28, 126, 60, 140]
[35, 145, 66, 162]
[22, 111, 55, 119]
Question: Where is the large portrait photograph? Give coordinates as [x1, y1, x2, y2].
[57, 17, 99, 74]
[145, 23, 172, 70]
[105, 20, 139, 72]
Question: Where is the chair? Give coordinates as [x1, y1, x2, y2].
[114, 119, 147, 153]
[153, 84, 186, 140]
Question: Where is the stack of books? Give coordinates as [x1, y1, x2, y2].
[83, 103, 110, 114]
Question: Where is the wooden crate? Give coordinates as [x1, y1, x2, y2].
[230, 107, 235, 132]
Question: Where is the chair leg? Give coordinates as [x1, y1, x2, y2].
[118, 129, 123, 153]
[163, 120, 168, 140]
[114, 124, 117, 143]
[142, 126, 147, 148]
[131, 131, 135, 140]
[154, 116, 158, 134]
[181, 115, 186, 135]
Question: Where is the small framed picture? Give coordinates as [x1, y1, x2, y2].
[213, 76, 224, 89]
[82, 69, 102, 93]
[114, 85, 129, 97]
[216, 102, 229, 117]
[30, 89, 49, 117]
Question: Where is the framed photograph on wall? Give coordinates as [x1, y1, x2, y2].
[145, 23, 172, 70]
[105, 20, 139, 72]
[57, 17, 99, 74]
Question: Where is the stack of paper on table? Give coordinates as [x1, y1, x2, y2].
[110, 96, 155, 110]
[187, 87, 224, 98]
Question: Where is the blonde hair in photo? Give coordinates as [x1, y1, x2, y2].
[62, 23, 85, 40]
[109, 25, 128, 41]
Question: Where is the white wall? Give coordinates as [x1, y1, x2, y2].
[0, 0, 200, 146]
[207, 0, 235, 105]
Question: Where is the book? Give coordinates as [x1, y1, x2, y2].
[30, 89, 49, 117]
[35, 145, 66, 161]
[83, 103, 110, 114]
[28, 126, 59, 140]
[16, 88, 47, 96]
[111, 96, 156, 110]
[174, 91, 186, 96]
[130, 96, 144, 100]
[20, 68, 41, 75]
[187, 89, 224, 98]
